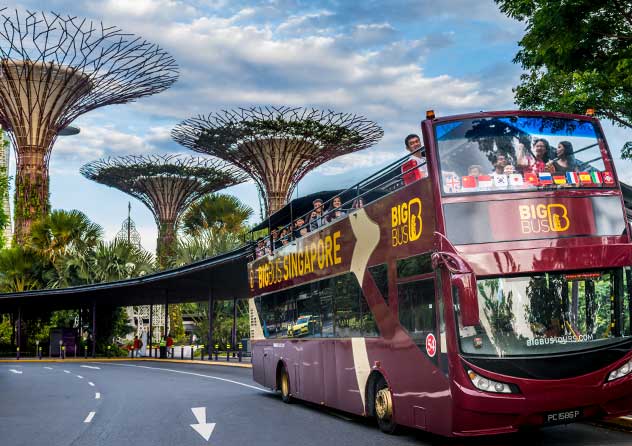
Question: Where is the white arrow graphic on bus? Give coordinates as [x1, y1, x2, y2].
[190, 407, 215, 441]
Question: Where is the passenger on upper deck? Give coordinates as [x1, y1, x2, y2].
[280, 227, 290, 246]
[309, 198, 325, 231]
[518, 138, 551, 174]
[404, 134, 428, 176]
[255, 238, 266, 258]
[546, 141, 578, 173]
[327, 195, 347, 222]
[468, 164, 483, 177]
[491, 153, 515, 175]
[293, 217, 308, 238]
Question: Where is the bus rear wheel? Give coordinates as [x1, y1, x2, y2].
[375, 377, 397, 434]
[279, 367, 292, 404]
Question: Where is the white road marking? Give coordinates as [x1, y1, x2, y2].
[63, 370, 71, 374]
[190, 407, 216, 441]
[43, 366, 53, 370]
[76, 375, 83, 379]
[88, 382, 95, 387]
[84, 411, 95, 423]
[9, 369, 22, 374]
[95, 362, 270, 393]
[80, 365, 100, 370]
[95, 392, 101, 399]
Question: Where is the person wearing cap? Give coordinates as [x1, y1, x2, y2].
[309, 198, 325, 231]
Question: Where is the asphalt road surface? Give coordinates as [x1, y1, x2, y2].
[1, 361, 631, 446]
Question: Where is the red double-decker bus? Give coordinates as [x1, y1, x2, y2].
[247, 110, 632, 437]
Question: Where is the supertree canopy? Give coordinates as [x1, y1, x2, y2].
[80, 155, 246, 268]
[0, 9, 179, 242]
[172, 106, 383, 215]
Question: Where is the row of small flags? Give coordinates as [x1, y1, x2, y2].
[444, 171, 615, 193]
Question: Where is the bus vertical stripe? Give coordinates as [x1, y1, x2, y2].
[348, 208, 381, 283]
[351, 337, 371, 414]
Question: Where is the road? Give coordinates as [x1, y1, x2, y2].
[1, 360, 630, 446]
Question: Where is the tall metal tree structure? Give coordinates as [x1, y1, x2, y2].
[80, 154, 246, 268]
[0, 9, 178, 242]
[172, 106, 383, 215]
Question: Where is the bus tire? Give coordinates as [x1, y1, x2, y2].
[375, 377, 397, 434]
[279, 366, 292, 404]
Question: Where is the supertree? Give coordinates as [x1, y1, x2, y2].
[0, 9, 178, 242]
[172, 106, 383, 215]
[80, 154, 247, 268]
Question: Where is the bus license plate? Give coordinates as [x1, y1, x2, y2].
[544, 408, 582, 425]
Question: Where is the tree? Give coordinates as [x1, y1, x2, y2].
[175, 228, 244, 266]
[496, 1, 632, 130]
[182, 194, 253, 236]
[0, 247, 42, 292]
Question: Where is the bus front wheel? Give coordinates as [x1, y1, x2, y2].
[375, 377, 397, 434]
[279, 366, 292, 404]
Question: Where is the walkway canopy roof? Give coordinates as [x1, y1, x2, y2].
[0, 244, 253, 312]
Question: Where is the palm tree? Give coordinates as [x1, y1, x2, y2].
[175, 228, 243, 266]
[86, 240, 155, 283]
[182, 194, 253, 236]
[0, 247, 42, 292]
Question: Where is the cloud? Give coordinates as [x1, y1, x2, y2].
[315, 150, 399, 176]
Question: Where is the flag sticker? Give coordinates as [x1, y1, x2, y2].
[538, 172, 553, 185]
[478, 174, 493, 189]
[603, 171, 615, 185]
[590, 171, 602, 184]
[443, 173, 461, 193]
[566, 172, 579, 185]
[579, 172, 592, 183]
[524, 172, 538, 186]
[509, 174, 524, 187]
[493, 174, 508, 188]
[553, 174, 567, 185]
[462, 175, 477, 190]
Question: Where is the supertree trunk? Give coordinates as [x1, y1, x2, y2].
[156, 220, 178, 269]
[14, 148, 50, 243]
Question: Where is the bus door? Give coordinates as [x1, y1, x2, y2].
[322, 339, 337, 406]
[299, 341, 324, 403]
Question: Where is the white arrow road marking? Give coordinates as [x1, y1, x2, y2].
[84, 412, 95, 423]
[43, 366, 53, 370]
[9, 369, 22, 374]
[80, 365, 100, 370]
[76, 375, 83, 379]
[63, 370, 71, 374]
[88, 382, 95, 387]
[95, 392, 101, 399]
[190, 407, 215, 442]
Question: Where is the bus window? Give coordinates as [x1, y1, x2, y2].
[368, 263, 389, 304]
[397, 279, 437, 346]
[334, 274, 363, 337]
[457, 269, 632, 357]
[397, 253, 433, 279]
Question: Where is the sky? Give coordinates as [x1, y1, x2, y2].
[3, 0, 631, 253]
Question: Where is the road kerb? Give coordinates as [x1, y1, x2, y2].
[590, 415, 632, 431]
[0, 357, 252, 368]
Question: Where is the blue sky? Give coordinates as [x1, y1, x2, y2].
[4, 0, 631, 253]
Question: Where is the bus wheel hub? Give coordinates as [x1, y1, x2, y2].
[375, 388, 392, 419]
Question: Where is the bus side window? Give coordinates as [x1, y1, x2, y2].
[624, 267, 632, 336]
[397, 279, 436, 347]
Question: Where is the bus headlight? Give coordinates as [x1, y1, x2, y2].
[607, 359, 632, 382]
[467, 370, 517, 394]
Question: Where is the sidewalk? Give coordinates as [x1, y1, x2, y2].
[0, 356, 252, 368]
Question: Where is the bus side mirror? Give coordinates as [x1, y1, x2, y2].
[452, 273, 479, 326]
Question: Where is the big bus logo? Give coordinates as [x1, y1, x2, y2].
[518, 204, 570, 234]
[391, 197, 422, 247]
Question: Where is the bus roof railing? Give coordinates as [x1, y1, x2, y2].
[253, 146, 426, 257]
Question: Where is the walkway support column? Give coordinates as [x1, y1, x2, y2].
[149, 303, 153, 357]
[232, 297, 237, 350]
[17, 306, 21, 358]
[92, 301, 96, 358]
[208, 290, 214, 359]
[164, 292, 169, 338]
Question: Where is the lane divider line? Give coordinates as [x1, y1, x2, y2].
[84, 411, 95, 423]
[9, 369, 22, 374]
[64, 370, 71, 374]
[44, 366, 53, 370]
[95, 392, 101, 399]
[88, 382, 95, 387]
[80, 365, 101, 370]
[94, 362, 271, 393]
[76, 375, 84, 379]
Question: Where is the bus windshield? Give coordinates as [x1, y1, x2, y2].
[436, 115, 615, 194]
[458, 269, 632, 357]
